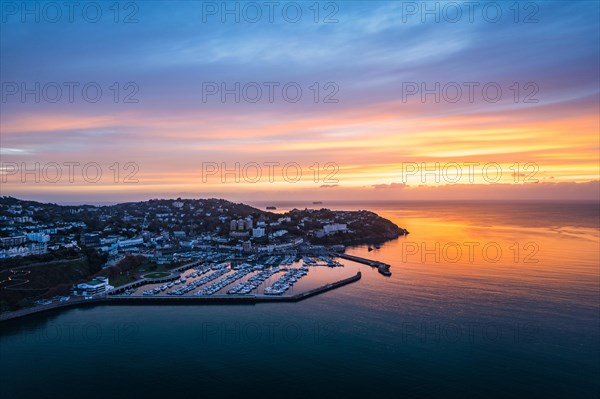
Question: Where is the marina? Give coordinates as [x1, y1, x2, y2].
[123, 255, 357, 298]
[0, 254, 385, 322]
[0, 271, 362, 322]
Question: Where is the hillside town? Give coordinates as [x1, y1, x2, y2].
[0, 197, 405, 264]
[0, 197, 405, 312]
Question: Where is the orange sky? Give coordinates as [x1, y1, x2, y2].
[1, 1, 598, 203]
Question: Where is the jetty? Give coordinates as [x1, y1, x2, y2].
[336, 253, 392, 276]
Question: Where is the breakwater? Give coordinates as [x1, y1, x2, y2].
[336, 253, 392, 276]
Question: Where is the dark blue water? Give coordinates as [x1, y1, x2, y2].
[1, 201, 599, 398]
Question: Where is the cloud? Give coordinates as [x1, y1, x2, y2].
[0, 1, 597, 202]
[372, 183, 408, 190]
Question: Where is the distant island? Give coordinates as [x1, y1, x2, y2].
[0, 197, 407, 312]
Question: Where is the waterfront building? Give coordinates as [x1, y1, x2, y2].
[72, 277, 111, 296]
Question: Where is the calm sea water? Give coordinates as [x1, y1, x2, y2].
[1, 201, 598, 399]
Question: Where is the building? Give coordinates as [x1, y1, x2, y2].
[271, 229, 288, 238]
[252, 227, 265, 238]
[230, 231, 250, 238]
[99, 235, 119, 245]
[237, 219, 245, 231]
[117, 237, 144, 248]
[82, 233, 101, 246]
[13, 216, 33, 223]
[180, 240, 195, 249]
[323, 223, 347, 235]
[0, 235, 27, 247]
[230, 218, 253, 231]
[27, 232, 50, 243]
[242, 241, 252, 252]
[72, 277, 111, 296]
[0, 243, 47, 259]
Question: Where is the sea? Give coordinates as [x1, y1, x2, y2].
[1, 201, 598, 399]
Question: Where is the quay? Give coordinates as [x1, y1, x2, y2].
[0, 272, 361, 323]
[336, 253, 392, 276]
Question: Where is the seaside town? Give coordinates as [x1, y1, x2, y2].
[0, 197, 406, 316]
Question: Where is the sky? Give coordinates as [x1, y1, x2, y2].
[1, 0, 599, 204]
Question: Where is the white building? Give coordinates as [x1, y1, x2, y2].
[0, 243, 47, 259]
[73, 277, 111, 296]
